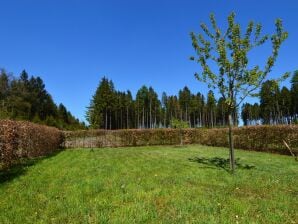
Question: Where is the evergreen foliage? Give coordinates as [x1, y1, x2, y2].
[86, 78, 240, 130]
[87, 72, 296, 130]
[241, 72, 298, 125]
[0, 69, 85, 130]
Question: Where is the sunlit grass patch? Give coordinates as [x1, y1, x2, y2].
[0, 145, 297, 223]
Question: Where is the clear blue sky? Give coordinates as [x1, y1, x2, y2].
[1, 0, 297, 122]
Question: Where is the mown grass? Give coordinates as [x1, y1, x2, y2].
[0, 145, 297, 223]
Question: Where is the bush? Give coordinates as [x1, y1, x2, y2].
[64, 125, 298, 155]
[0, 120, 64, 169]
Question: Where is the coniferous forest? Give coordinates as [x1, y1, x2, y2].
[1, 68, 297, 130]
[241, 71, 298, 126]
[0, 69, 85, 130]
[86, 71, 298, 130]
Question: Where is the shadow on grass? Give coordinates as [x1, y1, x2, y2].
[188, 157, 255, 172]
[0, 151, 62, 184]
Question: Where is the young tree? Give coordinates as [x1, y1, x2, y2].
[190, 12, 288, 172]
[170, 118, 189, 146]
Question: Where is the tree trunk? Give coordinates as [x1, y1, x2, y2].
[210, 111, 213, 128]
[109, 110, 112, 130]
[228, 113, 235, 173]
[193, 114, 195, 128]
[114, 109, 119, 129]
[149, 100, 152, 129]
[126, 106, 129, 129]
[164, 109, 166, 128]
[154, 105, 157, 128]
[105, 110, 108, 130]
[137, 106, 139, 129]
[120, 109, 122, 129]
[142, 107, 145, 129]
[180, 128, 183, 146]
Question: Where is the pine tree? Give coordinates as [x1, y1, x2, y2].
[0, 70, 10, 118]
[0, 69, 84, 130]
[260, 80, 280, 124]
[178, 86, 191, 125]
[291, 71, 298, 122]
[206, 90, 217, 128]
[279, 86, 291, 124]
[86, 77, 116, 129]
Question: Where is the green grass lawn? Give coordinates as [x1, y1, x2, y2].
[0, 145, 297, 224]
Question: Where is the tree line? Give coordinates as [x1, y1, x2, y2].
[0, 69, 85, 130]
[87, 73, 297, 130]
[241, 71, 298, 125]
[1, 69, 296, 131]
[86, 77, 239, 129]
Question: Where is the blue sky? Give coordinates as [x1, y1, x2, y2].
[0, 0, 297, 122]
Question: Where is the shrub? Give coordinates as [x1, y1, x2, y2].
[0, 120, 64, 169]
[64, 125, 298, 155]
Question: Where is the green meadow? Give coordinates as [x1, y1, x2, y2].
[0, 145, 297, 223]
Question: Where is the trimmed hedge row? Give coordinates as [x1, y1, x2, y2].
[64, 125, 298, 155]
[195, 125, 298, 154]
[1, 121, 297, 170]
[0, 120, 64, 169]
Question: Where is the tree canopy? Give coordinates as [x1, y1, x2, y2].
[190, 12, 288, 172]
[0, 69, 85, 130]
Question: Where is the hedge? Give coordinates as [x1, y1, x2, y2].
[1, 121, 297, 170]
[0, 120, 64, 169]
[64, 125, 298, 155]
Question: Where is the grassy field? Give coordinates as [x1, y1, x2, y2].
[0, 145, 297, 224]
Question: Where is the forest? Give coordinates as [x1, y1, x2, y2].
[86, 71, 298, 130]
[1, 68, 297, 131]
[0, 69, 85, 130]
[241, 71, 298, 125]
